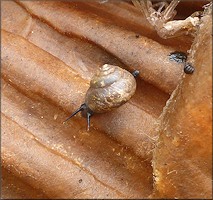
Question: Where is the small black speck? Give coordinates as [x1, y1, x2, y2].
[135, 34, 140, 38]
[79, 179, 82, 183]
[132, 70, 140, 77]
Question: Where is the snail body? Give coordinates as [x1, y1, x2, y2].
[65, 64, 139, 130]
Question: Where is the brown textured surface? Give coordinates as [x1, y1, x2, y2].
[1, 0, 212, 199]
[15, 0, 191, 94]
[1, 167, 47, 199]
[152, 8, 212, 199]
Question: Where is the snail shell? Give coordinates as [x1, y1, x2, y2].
[184, 63, 195, 74]
[85, 64, 137, 113]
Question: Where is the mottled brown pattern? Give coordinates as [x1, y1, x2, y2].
[85, 64, 137, 113]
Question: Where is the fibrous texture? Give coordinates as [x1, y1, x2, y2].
[152, 5, 212, 198]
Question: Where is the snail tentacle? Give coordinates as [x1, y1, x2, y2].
[63, 103, 87, 123]
[87, 112, 92, 131]
[64, 103, 94, 131]
[64, 64, 139, 131]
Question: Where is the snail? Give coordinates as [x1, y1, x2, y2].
[169, 51, 195, 74]
[184, 63, 195, 74]
[64, 64, 139, 131]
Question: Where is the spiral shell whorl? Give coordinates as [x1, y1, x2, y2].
[85, 64, 137, 113]
[90, 64, 122, 88]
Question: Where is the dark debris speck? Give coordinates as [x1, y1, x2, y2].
[169, 51, 187, 63]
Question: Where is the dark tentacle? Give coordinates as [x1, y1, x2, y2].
[64, 103, 86, 123]
[87, 112, 92, 131]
